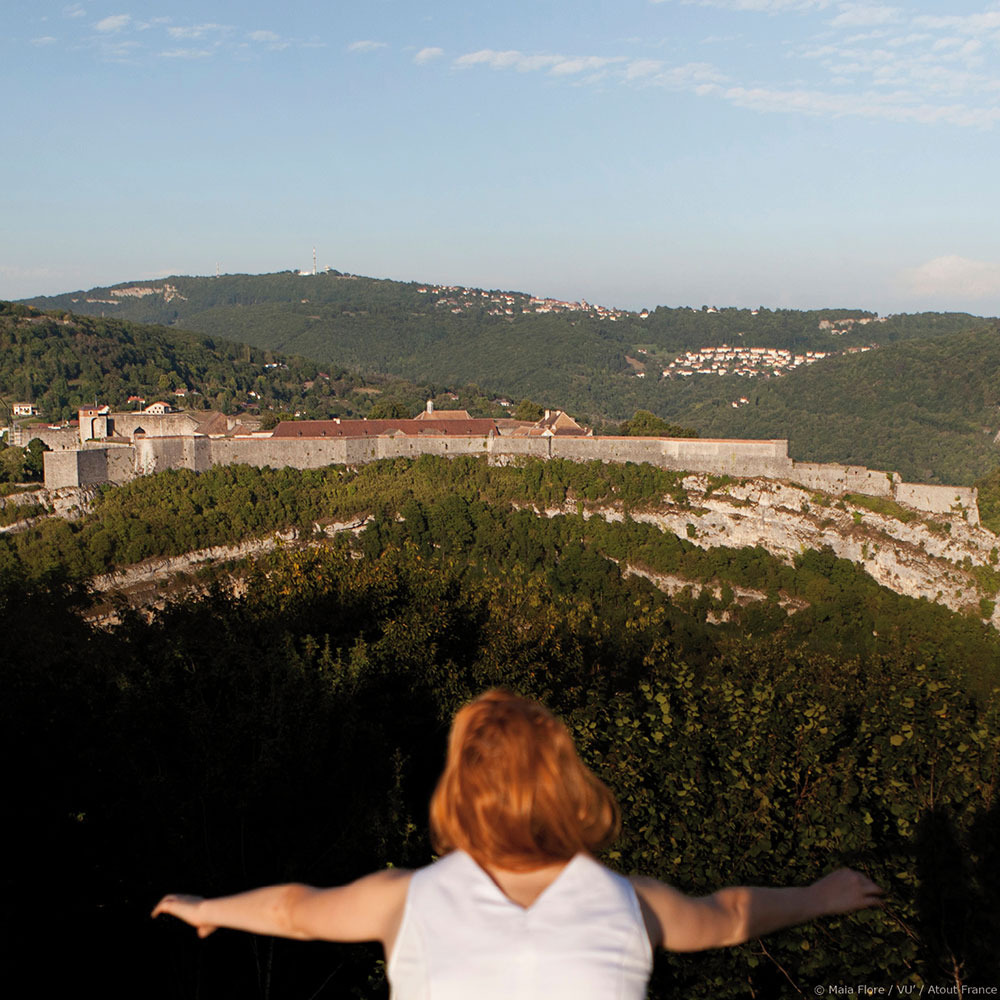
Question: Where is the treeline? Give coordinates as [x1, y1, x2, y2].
[5, 479, 998, 995]
[0, 302, 441, 423]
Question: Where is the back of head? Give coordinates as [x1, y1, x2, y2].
[429, 690, 620, 871]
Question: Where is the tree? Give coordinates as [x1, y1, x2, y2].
[619, 410, 698, 438]
[368, 400, 411, 420]
[24, 438, 49, 481]
[513, 399, 544, 422]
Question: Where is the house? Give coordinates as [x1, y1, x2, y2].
[12, 402, 39, 417]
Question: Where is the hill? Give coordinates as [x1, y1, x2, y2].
[0, 301, 448, 426]
[670, 323, 1000, 485]
[19, 272, 1000, 483]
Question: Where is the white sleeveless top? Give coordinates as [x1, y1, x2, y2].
[387, 851, 653, 1000]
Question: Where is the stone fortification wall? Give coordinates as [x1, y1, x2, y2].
[136, 436, 214, 476]
[13, 426, 80, 451]
[535, 436, 792, 479]
[658, 437, 791, 478]
[895, 483, 980, 524]
[209, 437, 350, 470]
[791, 462, 895, 498]
[44, 444, 135, 489]
[105, 444, 135, 485]
[44, 450, 86, 488]
[490, 437, 552, 462]
[110, 412, 199, 439]
[134, 432, 494, 475]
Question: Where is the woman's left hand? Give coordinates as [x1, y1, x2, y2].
[152, 893, 218, 938]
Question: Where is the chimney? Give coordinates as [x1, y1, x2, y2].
[426, 399, 434, 414]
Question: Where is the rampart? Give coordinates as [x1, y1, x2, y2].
[790, 462, 895, 498]
[9, 425, 80, 451]
[894, 482, 980, 522]
[546, 436, 793, 478]
[42, 431, 980, 523]
[43, 443, 134, 488]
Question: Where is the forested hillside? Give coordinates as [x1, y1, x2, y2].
[5, 455, 998, 996]
[0, 302, 444, 424]
[21, 271, 1000, 483]
[676, 323, 1000, 484]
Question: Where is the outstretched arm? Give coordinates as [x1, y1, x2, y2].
[630, 867, 882, 952]
[152, 868, 412, 946]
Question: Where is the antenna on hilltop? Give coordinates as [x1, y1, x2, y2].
[313, 247, 317, 275]
[216, 262, 220, 278]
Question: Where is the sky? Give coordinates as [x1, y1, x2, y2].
[3, 0, 1000, 315]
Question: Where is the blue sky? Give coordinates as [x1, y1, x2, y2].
[3, 0, 1000, 315]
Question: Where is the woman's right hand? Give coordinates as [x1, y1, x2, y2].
[809, 869, 884, 916]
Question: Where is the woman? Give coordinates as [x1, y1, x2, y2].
[154, 690, 882, 997]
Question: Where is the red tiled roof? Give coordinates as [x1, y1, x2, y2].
[271, 418, 498, 439]
[414, 408, 473, 421]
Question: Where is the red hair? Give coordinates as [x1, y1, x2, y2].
[429, 690, 620, 871]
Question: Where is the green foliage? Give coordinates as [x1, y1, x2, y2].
[368, 399, 413, 420]
[4, 493, 999, 994]
[23, 437, 49, 481]
[974, 466, 1000, 535]
[513, 398, 544, 421]
[0, 302, 445, 426]
[844, 492, 919, 523]
[620, 410, 698, 437]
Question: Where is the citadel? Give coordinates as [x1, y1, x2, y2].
[37, 400, 979, 524]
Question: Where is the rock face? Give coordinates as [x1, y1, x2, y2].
[544, 474, 999, 626]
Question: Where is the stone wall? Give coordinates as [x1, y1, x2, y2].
[535, 436, 792, 479]
[11, 425, 80, 451]
[895, 482, 980, 524]
[110, 412, 200, 439]
[44, 445, 134, 488]
[105, 444, 135, 485]
[791, 461, 895, 497]
[44, 450, 86, 488]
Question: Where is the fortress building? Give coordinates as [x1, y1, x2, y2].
[43, 405, 979, 524]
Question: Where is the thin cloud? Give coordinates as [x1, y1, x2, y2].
[63, 3, 86, 17]
[160, 48, 215, 59]
[348, 40, 387, 53]
[717, 83, 1000, 127]
[32, 36, 58, 46]
[414, 46, 444, 64]
[248, 30, 280, 43]
[95, 13, 130, 32]
[901, 255, 1000, 300]
[454, 49, 625, 75]
[168, 24, 228, 40]
[550, 55, 625, 75]
[661, 0, 834, 11]
[829, 3, 901, 28]
[913, 10, 1000, 34]
[624, 58, 665, 79]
